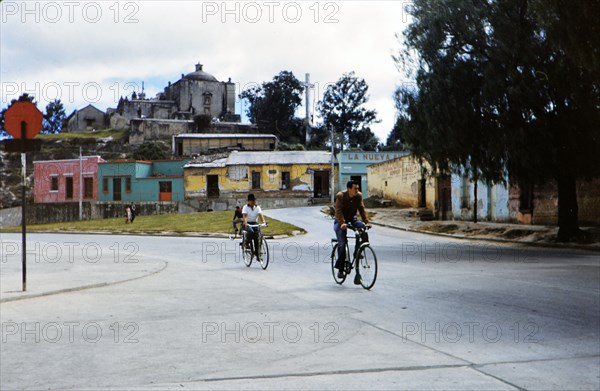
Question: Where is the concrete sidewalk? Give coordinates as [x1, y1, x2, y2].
[0, 234, 167, 303]
[369, 207, 600, 251]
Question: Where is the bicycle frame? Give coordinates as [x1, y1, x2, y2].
[334, 225, 369, 270]
[241, 223, 269, 269]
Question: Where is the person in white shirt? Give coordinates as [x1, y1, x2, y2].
[242, 193, 267, 256]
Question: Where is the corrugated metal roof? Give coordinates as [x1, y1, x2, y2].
[184, 158, 228, 168]
[184, 151, 335, 168]
[175, 133, 277, 139]
[226, 151, 333, 165]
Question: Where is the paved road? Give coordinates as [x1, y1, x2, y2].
[1, 206, 599, 390]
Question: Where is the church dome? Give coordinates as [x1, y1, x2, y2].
[184, 63, 218, 82]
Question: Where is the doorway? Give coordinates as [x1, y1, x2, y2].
[207, 175, 219, 198]
[113, 178, 122, 201]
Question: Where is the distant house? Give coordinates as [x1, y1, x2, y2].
[65, 104, 108, 132]
[338, 151, 408, 197]
[368, 154, 439, 209]
[97, 159, 191, 203]
[184, 150, 337, 210]
[173, 133, 278, 156]
[33, 156, 105, 203]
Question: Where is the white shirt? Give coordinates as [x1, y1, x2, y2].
[242, 204, 262, 223]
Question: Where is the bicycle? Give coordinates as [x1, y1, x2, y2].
[239, 223, 269, 270]
[331, 223, 377, 290]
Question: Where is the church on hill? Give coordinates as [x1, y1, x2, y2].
[113, 63, 239, 123]
[105, 62, 256, 144]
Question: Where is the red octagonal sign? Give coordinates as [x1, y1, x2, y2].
[4, 101, 44, 139]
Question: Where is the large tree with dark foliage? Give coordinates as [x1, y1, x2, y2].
[316, 72, 380, 151]
[239, 70, 305, 144]
[394, 0, 600, 239]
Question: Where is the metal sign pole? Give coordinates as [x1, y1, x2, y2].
[20, 121, 27, 292]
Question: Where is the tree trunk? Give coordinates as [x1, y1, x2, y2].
[473, 173, 478, 223]
[557, 174, 580, 241]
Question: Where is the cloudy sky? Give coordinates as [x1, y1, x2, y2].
[1, 1, 413, 142]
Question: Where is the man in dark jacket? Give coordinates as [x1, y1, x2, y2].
[334, 180, 371, 283]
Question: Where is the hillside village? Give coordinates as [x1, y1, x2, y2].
[1, 63, 599, 229]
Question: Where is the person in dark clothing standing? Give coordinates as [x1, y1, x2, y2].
[333, 180, 371, 283]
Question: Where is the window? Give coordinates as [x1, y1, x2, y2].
[84, 178, 93, 199]
[281, 171, 291, 190]
[251, 171, 261, 189]
[125, 177, 132, 193]
[159, 181, 173, 202]
[103, 177, 109, 193]
[159, 181, 172, 193]
[50, 176, 59, 191]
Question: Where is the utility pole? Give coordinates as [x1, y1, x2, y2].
[79, 146, 83, 220]
[302, 73, 314, 145]
[330, 126, 335, 204]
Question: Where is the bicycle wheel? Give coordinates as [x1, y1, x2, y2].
[241, 238, 252, 267]
[258, 238, 269, 270]
[356, 245, 378, 290]
[331, 243, 348, 284]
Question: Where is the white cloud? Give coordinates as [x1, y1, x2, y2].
[1, 0, 412, 142]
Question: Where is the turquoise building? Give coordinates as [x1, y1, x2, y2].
[337, 151, 408, 197]
[98, 159, 190, 203]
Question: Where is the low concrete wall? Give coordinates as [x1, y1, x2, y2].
[1, 202, 181, 226]
[187, 196, 315, 212]
[92, 202, 179, 219]
[0, 207, 22, 227]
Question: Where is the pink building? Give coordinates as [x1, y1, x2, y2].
[33, 156, 105, 203]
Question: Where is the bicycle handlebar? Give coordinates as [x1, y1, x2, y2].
[346, 222, 371, 231]
[247, 223, 268, 228]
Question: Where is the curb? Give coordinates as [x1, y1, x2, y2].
[0, 231, 298, 240]
[0, 260, 169, 303]
[371, 222, 600, 253]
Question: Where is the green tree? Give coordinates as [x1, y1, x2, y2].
[42, 99, 66, 134]
[316, 72, 380, 151]
[133, 142, 168, 160]
[395, 0, 600, 238]
[239, 70, 304, 143]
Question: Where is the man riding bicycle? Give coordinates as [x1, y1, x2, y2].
[242, 193, 267, 257]
[334, 180, 371, 284]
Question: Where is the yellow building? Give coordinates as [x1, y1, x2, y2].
[368, 154, 439, 209]
[184, 151, 337, 209]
